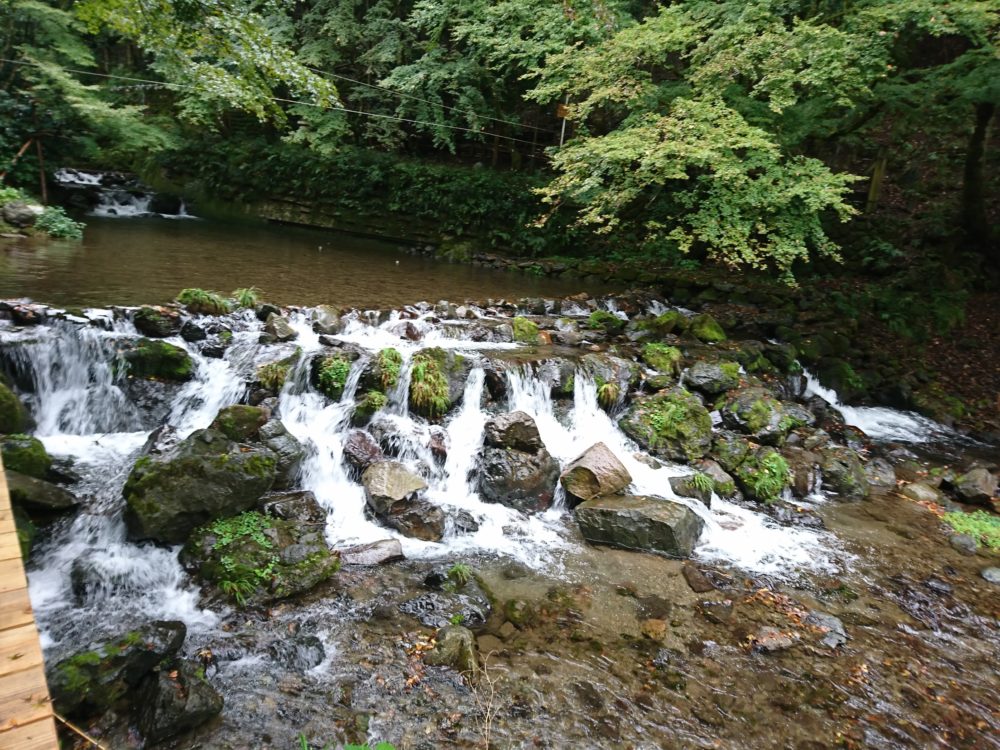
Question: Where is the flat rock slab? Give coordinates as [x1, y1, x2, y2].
[574, 494, 704, 558]
[339, 539, 404, 566]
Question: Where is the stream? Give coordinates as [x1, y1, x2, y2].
[1, 212, 998, 750]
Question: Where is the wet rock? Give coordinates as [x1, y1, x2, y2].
[699, 599, 734, 624]
[119, 338, 194, 381]
[620, 389, 713, 462]
[948, 466, 998, 506]
[408, 347, 472, 419]
[182, 510, 339, 605]
[2, 200, 44, 227]
[689, 314, 726, 343]
[479, 414, 560, 513]
[343, 430, 385, 476]
[428, 426, 448, 464]
[781, 446, 820, 499]
[0, 379, 30, 433]
[484, 411, 543, 452]
[133, 306, 182, 338]
[669, 475, 712, 507]
[258, 418, 304, 489]
[123, 427, 278, 544]
[450, 508, 480, 534]
[720, 387, 791, 445]
[49, 621, 186, 717]
[751, 626, 798, 653]
[560, 442, 632, 504]
[179, 320, 207, 342]
[268, 633, 326, 671]
[684, 360, 741, 396]
[901, 482, 943, 504]
[864, 457, 897, 488]
[804, 612, 847, 649]
[340, 539, 404, 566]
[693, 459, 738, 498]
[362, 460, 427, 516]
[574, 494, 704, 558]
[7, 470, 79, 516]
[210, 404, 269, 441]
[1, 433, 52, 479]
[424, 625, 480, 676]
[709, 431, 752, 473]
[259, 490, 325, 525]
[134, 659, 224, 743]
[949, 533, 978, 556]
[311, 304, 342, 335]
[382, 499, 445, 541]
[819, 446, 869, 501]
[682, 562, 716, 593]
[981, 567, 1000, 585]
[255, 303, 281, 321]
[265, 313, 298, 342]
[400, 579, 492, 628]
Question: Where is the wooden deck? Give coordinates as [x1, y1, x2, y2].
[0, 456, 59, 750]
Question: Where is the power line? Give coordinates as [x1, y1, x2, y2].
[0, 57, 549, 147]
[303, 64, 556, 135]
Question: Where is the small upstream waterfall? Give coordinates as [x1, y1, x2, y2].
[54, 167, 197, 220]
[0, 303, 905, 656]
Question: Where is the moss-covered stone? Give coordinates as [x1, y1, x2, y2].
[819, 446, 869, 501]
[709, 431, 753, 473]
[720, 387, 790, 445]
[641, 343, 682, 376]
[409, 347, 470, 419]
[361, 347, 403, 393]
[181, 510, 340, 606]
[619, 388, 713, 463]
[639, 311, 689, 336]
[353, 390, 387, 425]
[210, 405, 269, 442]
[1, 434, 52, 478]
[734, 447, 791, 504]
[586, 310, 626, 334]
[0, 380, 29, 433]
[120, 338, 194, 381]
[311, 351, 355, 400]
[689, 314, 726, 343]
[13, 505, 36, 559]
[512, 316, 540, 344]
[133, 306, 181, 338]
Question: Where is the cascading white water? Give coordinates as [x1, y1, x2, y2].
[803, 370, 952, 443]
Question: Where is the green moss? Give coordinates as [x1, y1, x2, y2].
[120, 338, 194, 381]
[316, 353, 352, 400]
[719, 362, 741, 380]
[690, 314, 726, 343]
[735, 449, 790, 504]
[745, 399, 773, 433]
[376, 348, 403, 390]
[512, 316, 540, 343]
[177, 287, 231, 315]
[245, 453, 277, 478]
[13, 506, 36, 559]
[943, 510, 1000, 550]
[355, 390, 388, 422]
[257, 361, 289, 391]
[0, 380, 29, 433]
[409, 349, 451, 418]
[1, 434, 52, 479]
[639, 311, 689, 335]
[619, 389, 713, 462]
[642, 343, 682, 375]
[587, 310, 625, 333]
[211, 405, 269, 442]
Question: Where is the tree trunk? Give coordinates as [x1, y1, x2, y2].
[961, 101, 995, 257]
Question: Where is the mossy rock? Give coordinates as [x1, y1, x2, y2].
[353, 390, 388, 425]
[641, 343, 682, 376]
[512, 316, 540, 344]
[1, 434, 52, 479]
[13, 506, 36, 559]
[409, 347, 470, 419]
[123, 428, 278, 544]
[819, 446, 870, 501]
[689, 314, 726, 343]
[181, 510, 340, 606]
[709, 431, 753, 473]
[359, 348, 404, 394]
[133, 306, 181, 338]
[586, 310, 626, 334]
[734, 447, 791, 504]
[120, 338, 194, 381]
[211, 405, 269, 442]
[619, 388, 713, 463]
[816, 358, 868, 403]
[0, 380, 29, 433]
[720, 387, 789, 445]
[639, 311, 689, 336]
[310, 351, 357, 400]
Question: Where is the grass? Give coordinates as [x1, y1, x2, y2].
[410, 351, 450, 417]
[178, 288, 231, 315]
[232, 287, 261, 307]
[447, 562, 472, 588]
[597, 380, 621, 408]
[690, 472, 715, 494]
[943, 510, 1000, 550]
[744, 451, 790, 504]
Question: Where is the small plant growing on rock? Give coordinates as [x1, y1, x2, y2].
[512, 316, 540, 344]
[447, 562, 472, 588]
[743, 451, 790, 504]
[232, 287, 261, 308]
[178, 288, 231, 315]
[410, 352, 450, 417]
[256, 361, 289, 391]
[691, 472, 715, 494]
[35, 205, 85, 240]
[943, 510, 1000, 550]
[376, 347, 403, 389]
[317, 355, 351, 398]
[597, 380, 621, 408]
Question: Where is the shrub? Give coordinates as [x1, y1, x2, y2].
[232, 287, 261, 307]
[943, 510, 1000, 551]
[35, 206, 84, 240]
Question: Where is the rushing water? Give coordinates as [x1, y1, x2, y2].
[0, 216, 609, 308]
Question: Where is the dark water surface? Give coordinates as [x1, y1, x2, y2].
[0, 216, 606, 307]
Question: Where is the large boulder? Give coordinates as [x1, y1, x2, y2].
[181, 509, 339, 605]
[619, 389, 713, 463]
[134, 659, 223, 743]
[574, 494, 704, 558]
[119, 338, 194, 381]
[123, 428, 278, 544]
[343, 430, 385, 476]
[6, 470, 79, 516]
[0, 379, 30, 433]
[478, 412, 560, 514]
[947, 466, 998, 506]
[684, 360, 740, 396]
[721, 387, 794, 445]
[265, 313, 298, 342]
[560, 442, 632, 504]
[210, 404, 269, 441]
[49, 621, 186, 717]
[362, 460, 444, 541]
[132, 306, 182, 338]
[819, 446, 869, 501]
[311, 304, 343, 335]
[1, 434, 52, 478]
[2, 200, 44, 227]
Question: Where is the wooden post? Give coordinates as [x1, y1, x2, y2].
[35, 139, 47, 204]
[0, 139, 33, 183]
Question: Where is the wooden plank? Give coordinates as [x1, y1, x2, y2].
[0, 716, 59, 750]
[0, 590, 34, 633]
[0, 626, 44, 678]
[0, 667, 51, 730]
[0, 530, 21, 563]
[0, 557, 27, 595]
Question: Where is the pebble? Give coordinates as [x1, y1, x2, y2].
[804, 611, 848, 649]
[949, 533, 978, 556]
[981, 567, 1000, 585]
[682, 562, 716, 593]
